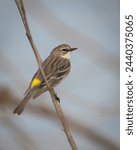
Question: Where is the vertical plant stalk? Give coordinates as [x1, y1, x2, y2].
[15, 0, 78, 150]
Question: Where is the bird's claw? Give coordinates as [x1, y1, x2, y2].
[54, 94, 60, 103]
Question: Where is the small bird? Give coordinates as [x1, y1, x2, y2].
[13, 44, 77, 115]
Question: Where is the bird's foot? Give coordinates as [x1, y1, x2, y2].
[54, 94, 60, 103]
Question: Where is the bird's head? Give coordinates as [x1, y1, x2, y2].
[50, 44, 77, 59]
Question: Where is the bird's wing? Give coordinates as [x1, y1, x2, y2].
[41, 58, 71, 87]
[31, 58, 71, 99]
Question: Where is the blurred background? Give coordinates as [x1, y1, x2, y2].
[0, 0, 119, 150]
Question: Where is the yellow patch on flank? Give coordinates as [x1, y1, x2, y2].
[31, 78, 41, 87]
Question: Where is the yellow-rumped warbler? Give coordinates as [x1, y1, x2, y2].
[13, 44, 77, 115]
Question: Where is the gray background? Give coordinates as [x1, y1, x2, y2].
[0, 0, 119, 150]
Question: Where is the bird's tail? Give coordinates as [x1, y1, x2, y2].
[13, 92, 32, 115]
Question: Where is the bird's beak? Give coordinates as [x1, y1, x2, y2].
[69, 48, 77, 51]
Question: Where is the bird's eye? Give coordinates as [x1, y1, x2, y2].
[62, 49, 67, 52]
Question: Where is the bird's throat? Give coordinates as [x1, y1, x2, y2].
[61, 52, 71, 59]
